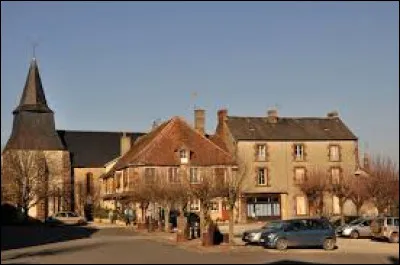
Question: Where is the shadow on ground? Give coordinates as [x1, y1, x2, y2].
[1, 225, 99, 251]
[263, 261, 324, 264]
[2, 242, 105, 262]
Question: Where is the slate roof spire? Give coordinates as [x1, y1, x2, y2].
[13, 57, 52, 114]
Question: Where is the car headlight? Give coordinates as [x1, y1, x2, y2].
[342, 228, 352, 235]
[251, 232, 261, 241]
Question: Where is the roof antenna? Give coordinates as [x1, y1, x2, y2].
[191, 91, 198, 110]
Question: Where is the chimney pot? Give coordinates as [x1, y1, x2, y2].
[218, 109, 228, 124]
[327, 111, 339, 118]
[267, 109, 278, 123]
[120, 132, 131, 156]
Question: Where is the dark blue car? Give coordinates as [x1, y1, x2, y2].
[260, 218, 337, 251]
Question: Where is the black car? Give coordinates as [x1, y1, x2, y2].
[260, 218, 337, 251]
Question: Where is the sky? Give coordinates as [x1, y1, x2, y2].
[1, 2, 399, 163]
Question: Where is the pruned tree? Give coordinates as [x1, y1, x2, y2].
[348, 174, 370, 216]
[366, 155, 399, 215]
[187, 167, 223, 240]
[1, 150, 57, 219]
[298, 168, 329, 216]
[218, 159, 246, 245]
[327, 172, 353, 226]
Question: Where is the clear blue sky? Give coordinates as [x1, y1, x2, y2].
[1, 2, 399, 163]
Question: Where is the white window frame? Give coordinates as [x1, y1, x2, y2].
[257, 144, 266, 160]
[257, 168, 266, 186]
[330, 145, 340, 161]
[168, 167, 179, 183]
[144, 167, 156, 183]
[189, 199, 200, 212]
[180, 149, 188, 164]
[295, 144, 304, 161]
[210, 201, 219, 212]
[190, 168, 200, 184]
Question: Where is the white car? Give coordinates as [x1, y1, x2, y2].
[46, 211, 87, 226]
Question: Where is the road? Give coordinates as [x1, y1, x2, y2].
[1, 225, 398, 264]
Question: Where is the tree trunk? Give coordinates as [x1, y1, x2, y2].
[339, 198, 345, 226]
[228, 207, 235, 245]
[164, 206, 170, 232]
[199, 205, 205, 241]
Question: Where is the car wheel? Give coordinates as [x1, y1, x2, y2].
[275, 238, 288, 251]
[389, 233, 399, 243]
[350, 230, 359, 239]
[323, 238, 335, 251]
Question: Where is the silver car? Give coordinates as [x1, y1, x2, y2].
[371, 216, 399, 243]
[46, 211, 87, 226]
[336, 218, 372, 239]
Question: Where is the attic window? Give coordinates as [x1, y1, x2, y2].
[180, 149, 188, 164]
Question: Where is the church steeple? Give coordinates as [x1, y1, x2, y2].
[13, 58, 52, 114]
[4, 58, 65, 151]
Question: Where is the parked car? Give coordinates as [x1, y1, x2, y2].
[46, 211, 87, 226]
[260, 218, 337, 251]
[371, 216, 399, 243]
[335, 217, 373, 239]
[242, 220, 285, 244]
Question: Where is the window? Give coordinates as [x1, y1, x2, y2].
[296, 196, 307, 216]
[294, 168, 306, 184]
[329, 145, 340, 161]
[256, 144, 266, 160]
[144, 168, 156, 183]
[209, 202, 219, 211]
[331, 168, 341, 185]
[115, 172, 121, 189]
[257, 168, 266, 186]
[123, 169, 128, 187]
[168, 168, 179, 183]
[180, 149, 188, 164]
[190, 168, 200, 184]
[190, 199, 200, 211]
[333, 196, 340, 215]
[294, 144, 305, 161]
[394, 218, 399, 227]
[387, 218, 393, 226]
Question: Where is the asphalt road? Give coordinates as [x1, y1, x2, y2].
[1, 226, 398, 264]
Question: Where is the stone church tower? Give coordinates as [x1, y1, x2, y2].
[2, 58, 71, 220]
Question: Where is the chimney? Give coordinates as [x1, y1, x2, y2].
[267, 109, 278, 123]
[218, 109, 228, 124]
[327, 111, 339, 118]
[120, 132, 131, 156]
[194, 109, 205, 135]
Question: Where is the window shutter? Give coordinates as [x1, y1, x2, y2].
[267, 167, 271, 187]
[292, 144, 296, 161]
[254, 167, 259, 185]
[303, 144, 307, 161]
[265, 144, 269, 162]
[254, 144, 258, 161]
[338, 145, 342, 161]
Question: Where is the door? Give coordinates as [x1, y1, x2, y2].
[285, 220, 311, 247]
[221, 202, 229, 221]
[359, 220, 372, 237]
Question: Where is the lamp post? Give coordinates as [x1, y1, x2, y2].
[354, 169, 363, 216]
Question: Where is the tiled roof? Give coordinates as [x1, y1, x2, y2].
[226, 116, 357, 141]
[103, 117, 236, 178]
[57, 130, 145, 167]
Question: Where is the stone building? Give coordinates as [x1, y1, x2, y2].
[212, 108, 360, 221]
[1, 58, 144, 221]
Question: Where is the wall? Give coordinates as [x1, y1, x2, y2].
[236, 140, 358, 219]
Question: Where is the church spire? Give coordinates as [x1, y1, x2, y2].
[13, 57, 52, 114]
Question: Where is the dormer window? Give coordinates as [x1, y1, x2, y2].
[180, 149, 188, 164]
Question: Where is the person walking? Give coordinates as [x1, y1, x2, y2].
[124, 207, 130, 226]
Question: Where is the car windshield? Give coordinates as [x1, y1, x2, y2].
[349, 219, 363, 225]
[262, 221, 283, 229]
[68, 212, 78, 217]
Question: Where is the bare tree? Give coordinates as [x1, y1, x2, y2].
[187, 168, 223, 241]
[298, 168, 328, 216]
[348, 174, 370, 216]
[327, 172, 353, 226]
[218, 160, 246, 245]
[366, 155, 399, 215]
[1, 150, 56, 219]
